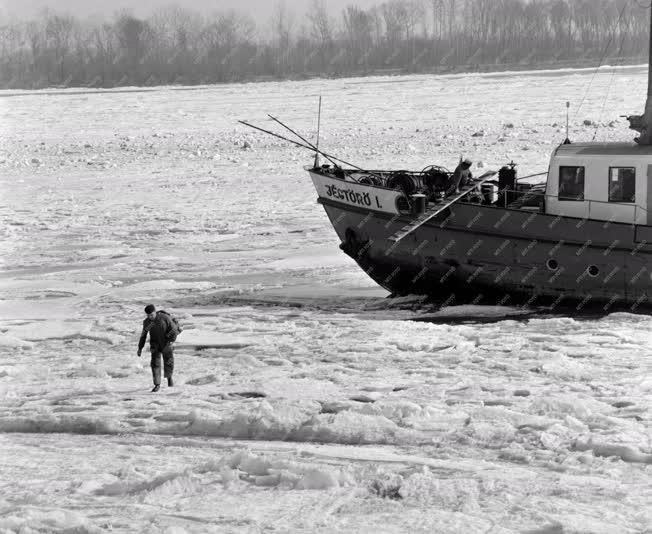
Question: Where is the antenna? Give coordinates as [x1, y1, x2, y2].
[564, 101, 571, 144]
[314, 96, 322, 168]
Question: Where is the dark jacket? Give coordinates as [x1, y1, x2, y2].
[138, 311, 176, 352]
[451, 163, 473, 192]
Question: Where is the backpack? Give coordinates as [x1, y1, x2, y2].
[159, 310, 183, 342]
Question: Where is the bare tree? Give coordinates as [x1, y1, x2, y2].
[114, 13, 150, 85]
[308, 0, 334, 70]
[90, 23, 115, 86]
[45, 12, 75, 84]
[308, 0, 333, 44]
[342, 6, 374, 69]
[0, 0, 648, 89]
[272, 1, 294, 75]
[199, 10, 256, 82]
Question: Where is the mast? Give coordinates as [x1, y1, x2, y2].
[628, 5, 652, 144]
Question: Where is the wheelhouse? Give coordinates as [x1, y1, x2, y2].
[545, 143, 652, 225]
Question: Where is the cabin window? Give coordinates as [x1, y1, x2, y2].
[608, 167, 636, 203]
[558, 166, 585, 201]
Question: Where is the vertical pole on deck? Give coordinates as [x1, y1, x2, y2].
[628, 4, 652, 143]
[643, 6, 652, 143]
[313, 96, 322, 168]
[648, 6, 652, 102]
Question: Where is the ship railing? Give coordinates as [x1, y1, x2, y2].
[492, 188, 648, 222]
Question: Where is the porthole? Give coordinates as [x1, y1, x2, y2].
[587, 265, 600, 277]
[546, 259, 559, 271]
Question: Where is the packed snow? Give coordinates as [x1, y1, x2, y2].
[0, 66, 650, 533]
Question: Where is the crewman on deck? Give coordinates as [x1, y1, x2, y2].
[450, 158, 473, 194]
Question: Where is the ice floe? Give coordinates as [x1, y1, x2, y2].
[1, 67, 651, 533]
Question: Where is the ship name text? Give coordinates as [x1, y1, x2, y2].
[325, 184, 383, 208]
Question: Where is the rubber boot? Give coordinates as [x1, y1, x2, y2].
[151, 384, 160, 392]
[167, 376, 174, 387]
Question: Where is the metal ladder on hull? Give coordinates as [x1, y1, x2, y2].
[387, 171, 497, 243]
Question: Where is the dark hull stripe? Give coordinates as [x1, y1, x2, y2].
[318, 197, 652, 255]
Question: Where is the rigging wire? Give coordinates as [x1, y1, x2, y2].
[573, 0, 630, 121]
[592, 5, 631, 141]
[238, 120, 383, 179]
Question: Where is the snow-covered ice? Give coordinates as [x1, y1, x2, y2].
[0, 67, 650, 533]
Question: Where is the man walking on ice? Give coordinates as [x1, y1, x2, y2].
[137, 304, 180, 392]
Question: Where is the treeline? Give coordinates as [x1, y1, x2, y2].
[0, 0, 648, 89]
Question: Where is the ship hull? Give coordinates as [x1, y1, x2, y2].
[318, 196, 652, 311]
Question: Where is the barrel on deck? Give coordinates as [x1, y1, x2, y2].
[411, 194, 427, 215]
[481, 183, 498, 204]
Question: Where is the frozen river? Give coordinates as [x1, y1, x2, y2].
[0, 67, 650, 533]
